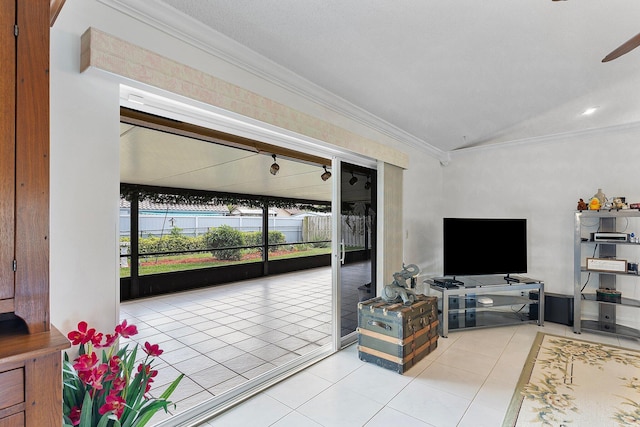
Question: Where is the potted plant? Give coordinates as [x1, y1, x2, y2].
[62, 320, 183, 426]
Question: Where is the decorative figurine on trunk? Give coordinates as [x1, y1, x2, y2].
[382, 263, 420, 305]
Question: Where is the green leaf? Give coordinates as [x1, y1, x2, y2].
[78, 391, 94, 427]
[158, 374, 184, 400]
[96, 413, 113, 427]
[132, 401, 168, 427]
[134, 374, 184, 427]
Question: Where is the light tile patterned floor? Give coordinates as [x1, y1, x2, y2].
[122, 268, 640, 426]
[198, 323, 640, 427]
[120, 267, 336, 422]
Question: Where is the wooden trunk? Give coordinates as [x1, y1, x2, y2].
[357, 295, 438, 374]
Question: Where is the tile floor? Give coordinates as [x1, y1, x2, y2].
[120, 264, 369, 424]
[198, 322, 640, 427]
[120, 268, 640, 427]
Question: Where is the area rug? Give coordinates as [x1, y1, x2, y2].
[503, 332, 640, 426]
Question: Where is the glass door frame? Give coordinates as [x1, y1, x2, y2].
[331, 158, 377, 350]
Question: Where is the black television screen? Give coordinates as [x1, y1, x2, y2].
[443, 218, 527, 277]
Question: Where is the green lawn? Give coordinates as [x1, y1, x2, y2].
[120, 247, 332, 277]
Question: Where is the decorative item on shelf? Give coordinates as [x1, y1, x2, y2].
[577, 198, 588, 211]
[596, 288, 622, 303]
[628, 262, 639, 274]
[589, 197, 601, 210]
[62, 320, 183, 427]
[612, 197, 628, 209]
[381, 263, 420, 305]
[586, 257, 628, 273]
[630, 203, 640, 209]
[593, 188, 607, 206]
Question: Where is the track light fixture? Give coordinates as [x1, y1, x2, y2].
[349, 171, 358, 186]
[321, 165, 332, 181]
[269, 154, 280, 175]
[364, 176, 371, 190]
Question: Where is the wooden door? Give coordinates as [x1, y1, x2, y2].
[0, 1, 16, 306]
[13, 0, 50, 333]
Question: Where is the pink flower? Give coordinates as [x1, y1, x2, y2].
[104, 356, 122, 381]
[73, 353, 98, 372]
[111, 376, 126, 393]
[115, 319, 138, 338]
[98, 333, 118, 348]
[143, 341, 163, 357]
[99, 393, 126, 419]
[64, 320, 183, 426]
[68, 406, 81, 426]
[89, 332, 103, 347]
[137, 363, 158, 395]
[78, 363, 108, 391]
[67, 321, 96, 345]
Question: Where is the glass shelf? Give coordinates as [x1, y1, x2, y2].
[574, 209, 640, 337]
[580, 293, 640, 308]
[428, 276, 543, 337]
[580, 268, 640, 278]
[440, 294, 532, 313]
[580, 320, 640, 339]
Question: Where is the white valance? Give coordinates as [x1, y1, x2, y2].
[80, 27, 408, 169]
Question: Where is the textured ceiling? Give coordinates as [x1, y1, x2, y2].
[120, 124, 335, 202]
[151, 0, 640, 153]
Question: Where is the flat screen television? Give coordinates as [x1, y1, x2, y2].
[443, 218, 527, 279]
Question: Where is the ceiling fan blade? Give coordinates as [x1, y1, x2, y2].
[602, 32, 640, 62]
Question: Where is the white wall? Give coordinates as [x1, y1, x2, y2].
[49, 0, 440, 332]
[52, 0, 639, 333]
[402, 150, 444, 277]
[51, 2, 123, 333]
[441, 126, 640, 323]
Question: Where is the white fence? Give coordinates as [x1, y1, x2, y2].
[120, 212, 367, 247]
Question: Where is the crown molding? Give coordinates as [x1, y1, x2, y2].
[97, 0, 446, 161]
[448, 120, 640, 158]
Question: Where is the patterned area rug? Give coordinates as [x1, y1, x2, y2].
[503, 332, 640, 426]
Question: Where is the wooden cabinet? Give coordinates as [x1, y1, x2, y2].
[0, 0, 17, 313]
[0, 1, 69, 426]
[0, 322, 69, 426]
[0, 0, 51, 335]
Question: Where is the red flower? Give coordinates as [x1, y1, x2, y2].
[111, 376, 126, 393]
[104, 356, 122, 381]
[98, 393, 126, 419]
[98, 333, 118, 349]
[89, 332, 103, 347]
[138, 363, 151, 375]
[68, 406, 81, 426]
[115, 319, 138, 338]
[73, 353, 98, 372]
[67, 321, 96, 345]
[143, 341, 163, 357]
[79, 363, 108, 391]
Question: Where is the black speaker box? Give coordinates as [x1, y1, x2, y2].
[448, 296, 459, 309]
[448, 312, 460, 329]
[529, 291, 574, 326]
[465, 309, 476, 327]
[447, 310, 476, 329]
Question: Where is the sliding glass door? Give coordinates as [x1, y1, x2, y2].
[335, 161, 377, 346]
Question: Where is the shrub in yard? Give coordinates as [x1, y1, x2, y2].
[134, 228, 207, 255]
[204, 225, 244, 260]
[243, 230, 287, 254]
